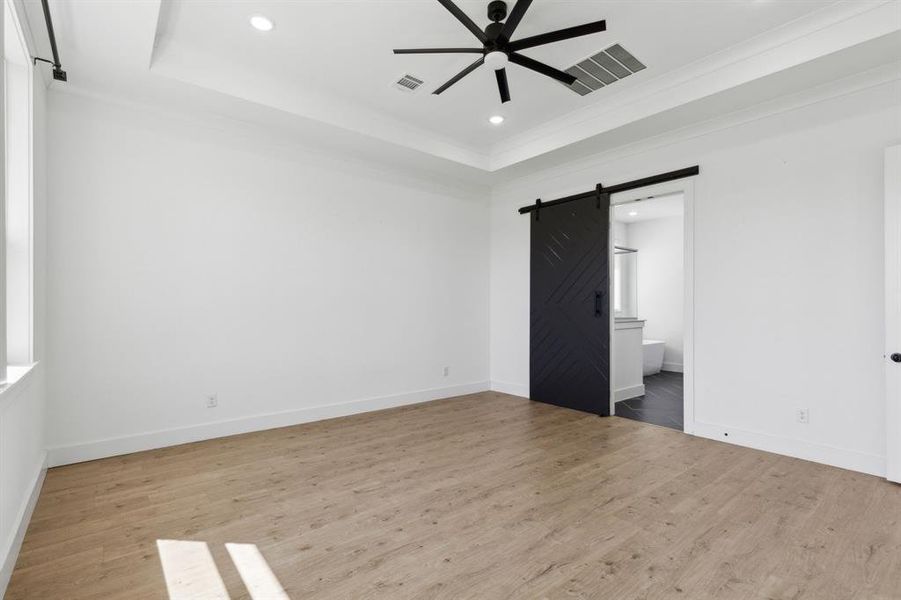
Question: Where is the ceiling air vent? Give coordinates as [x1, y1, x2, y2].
[563, 43, 646, 96]
[394, 74, 424, 92]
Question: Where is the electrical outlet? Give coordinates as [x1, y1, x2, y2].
[443, 366, 449, 377]
[796, 408, 809, 424]
[206, 394, 218, 409]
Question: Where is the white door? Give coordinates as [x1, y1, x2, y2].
[885, 145, 901, 483]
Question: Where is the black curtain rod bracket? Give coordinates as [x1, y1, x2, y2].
[33, 0, 67, 82]
[518, 166, 699, 215]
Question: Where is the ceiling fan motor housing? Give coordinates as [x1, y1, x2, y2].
[485, 22, 504, 46]
[487, 1, 507, 23]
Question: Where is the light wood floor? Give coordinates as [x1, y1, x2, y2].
[7, 392, 901, 599]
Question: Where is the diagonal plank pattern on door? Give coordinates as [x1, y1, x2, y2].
[530, 195, 610, 415]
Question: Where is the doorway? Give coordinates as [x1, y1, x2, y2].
[611, 192, 685, 430]
[885, 145, 901, 483]
[609, 179, 695, 432]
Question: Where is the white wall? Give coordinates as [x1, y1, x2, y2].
[490, 78, 901, 476]
[627, 215, 684, 371]
[613, 221, 628, 246]
[0, 64, 48, 593]
[45, 91, 490, 465]
[0, 366, 46, 591]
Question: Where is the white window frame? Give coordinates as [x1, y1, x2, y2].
[3, 0, 35, 381]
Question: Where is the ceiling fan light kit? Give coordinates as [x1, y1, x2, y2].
[393, 0, 607, 104]
[484, 51, 508, 70]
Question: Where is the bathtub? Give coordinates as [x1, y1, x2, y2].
[642, 339, 665, 376]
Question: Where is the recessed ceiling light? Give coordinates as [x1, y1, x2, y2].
[250, 15, 274, 32]
[489, 115, 504, 125]
[629, 211, 638, 217]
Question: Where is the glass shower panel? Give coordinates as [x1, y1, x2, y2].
[614, 247, 638, 319]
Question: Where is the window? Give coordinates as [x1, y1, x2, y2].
[3, 0, 35, 381]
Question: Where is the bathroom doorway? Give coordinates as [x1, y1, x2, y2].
[610, 182, 693, 432]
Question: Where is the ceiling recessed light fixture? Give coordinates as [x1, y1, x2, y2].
[489, 115, 505, 125]
[250, 15, 274, 32]
[628, 211, 638, 217]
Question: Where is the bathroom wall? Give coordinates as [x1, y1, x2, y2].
[613, 221, 628, 246]
[627, 215, 684, 371]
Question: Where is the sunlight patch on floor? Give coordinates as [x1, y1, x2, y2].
[226, 543, 290, 600]
[157, 539, 230, 600]
[157, 539, 289, 599]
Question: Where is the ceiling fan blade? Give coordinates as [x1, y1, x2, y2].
[500, 0, 532, 41]
[508, 19, 606, 52]
[496, 68, 511, 103]
[433, 57, 485, 95]
[435, 0, 488, 43]
[509, 52, 576, 85]
[394, 48, 484, 54]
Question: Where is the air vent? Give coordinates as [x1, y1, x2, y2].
[563, 43, 646, 96]
[394, 74, 424, 92]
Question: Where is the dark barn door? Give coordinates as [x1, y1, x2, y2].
[530, 194, 610, 415]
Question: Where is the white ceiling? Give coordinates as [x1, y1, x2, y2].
[153, 0, 832, 146]
[20, 0, 901, 172]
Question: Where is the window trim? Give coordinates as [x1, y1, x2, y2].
[4, 0, 35, 374]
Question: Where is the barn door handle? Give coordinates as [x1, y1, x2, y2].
[595, 292, 602, 317]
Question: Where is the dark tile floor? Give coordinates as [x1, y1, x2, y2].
[615, 371, 683, 431]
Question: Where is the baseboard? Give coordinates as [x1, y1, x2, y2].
[662, 362, 684, 373]
[490, 380, 529, 398]
[491, 381, 650, 404]
[48, 381, 490, 467]
[692, 421, 885, 477]
[614, 384, 645, 402]
[0, 454, 47, 598]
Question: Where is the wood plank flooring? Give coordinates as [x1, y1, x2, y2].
[7, 392, 901, 599]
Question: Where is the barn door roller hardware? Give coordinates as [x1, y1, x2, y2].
[518, 166, 700, 215]
[32, 0, 67, 82]
[595, 183, 605, 209]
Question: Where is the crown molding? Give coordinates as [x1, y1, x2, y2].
[48, 82, 493, 198]
[492, 61, 901, 197]
[149, 38, 492, 171]
[44, 0, 901, 176]
[488, 1, 900, 171]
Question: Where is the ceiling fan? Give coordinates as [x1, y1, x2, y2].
[393, 0, 606, 103]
